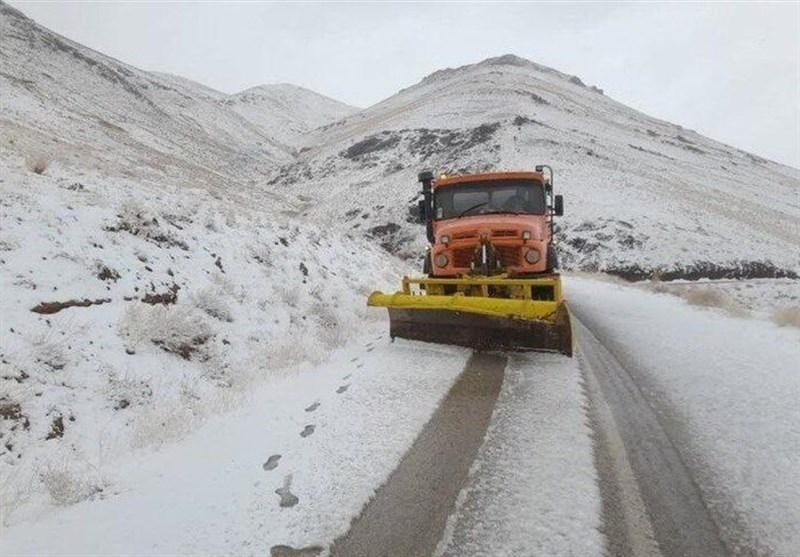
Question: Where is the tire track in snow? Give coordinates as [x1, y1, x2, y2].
[574, 315, 728, 557]
[328, 352, 506, 557]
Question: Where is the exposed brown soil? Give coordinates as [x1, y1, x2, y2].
[0, 398, 30, 430]
[31, 298, 111, 314]
[96, 265, 120, 281]
[141, 283, 179, 305]
[45, 415, 64, 440]
[152, 334, 208, 360]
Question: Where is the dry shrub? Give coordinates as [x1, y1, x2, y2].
[26, 153, 49, 175]
[311, 301, 346, 348]
[647, 281, 670, 294]
[129, 378, 244, 450]
[772, 307, 800, 328]
[39, 461, 105, 506]
[1, 469, 35, 525]
[192, 287, 234, 322]
[276, 283, 301, 307]
[110, 201, 188, 250]
[683, 288, 729, 308]
[30, 330, 69, 371]
[119, 304, 213, 360]
[129, 400, 198, 449]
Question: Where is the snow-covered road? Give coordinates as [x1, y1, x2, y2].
[3, 276, 797, 557]
[438, 351, 603, 557]
[568, 277, 800, 557]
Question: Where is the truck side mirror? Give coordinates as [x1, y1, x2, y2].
[417, 199, 427, 224]
[554, 195, 564, 216]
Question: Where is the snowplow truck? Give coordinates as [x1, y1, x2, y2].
[368, 167, 573, 356]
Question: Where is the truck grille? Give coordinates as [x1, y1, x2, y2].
[452, 246, 521, 268]
[492, 229, 518, 238]
[453, 248, 474, 268]
[495, 245, 521, 266]
[452, 229, 518, 240]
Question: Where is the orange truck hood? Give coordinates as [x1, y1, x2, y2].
[434, 214, 550, 242]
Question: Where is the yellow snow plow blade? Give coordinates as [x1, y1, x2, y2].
[368, 275, 573, 356]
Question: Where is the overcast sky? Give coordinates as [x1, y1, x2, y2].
[9, 1, 800, 167]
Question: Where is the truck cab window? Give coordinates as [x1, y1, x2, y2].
[434, 180, 545, 220]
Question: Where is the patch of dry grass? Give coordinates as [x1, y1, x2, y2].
[25, 154, 49, 175]
[772, 307, 800, 328]
[683, 288, 729, 308]
[39, 461, 105, 506]
[119, 304, 213, 361]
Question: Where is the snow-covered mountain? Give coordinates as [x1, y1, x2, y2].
[274, 54, 799, 279]
[223, 83, 358, 146]
[0, 3, 352, 203]
[2, 0, 796, 278]
[0, 4, 274, 195]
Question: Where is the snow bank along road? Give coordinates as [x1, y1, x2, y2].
[569, 277, 800, 557]
[2, 277, 797, 556]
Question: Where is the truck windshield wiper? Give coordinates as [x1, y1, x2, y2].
[482, 210, 523, 216]
[457, 202, 488, 218]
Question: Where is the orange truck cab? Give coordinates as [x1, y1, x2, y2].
[417, 168, 564, 277]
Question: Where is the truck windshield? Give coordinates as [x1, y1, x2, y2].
[433, 179, 546, 220]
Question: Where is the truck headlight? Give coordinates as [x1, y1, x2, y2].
[434, 254, 449, 267]
[522, 230, 532, 240]
[440, 235, 450, 246]
[525, 249, 540, 264]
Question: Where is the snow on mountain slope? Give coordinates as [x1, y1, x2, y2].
[147, 72, 228, 102]
[223, 83, 358, 146]
[0, 2, 293, 197]
[273, 55, 799, 279]
[0, 145, 410, 525]
[0, 4, 376, 526]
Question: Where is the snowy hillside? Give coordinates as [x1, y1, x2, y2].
[273, 55, 800, 279]
[0, 3, 350, 201]
[3, 0, 796, 279]
[0, 3, 294, 195]
[0, 147, 405, 525]
[223, 84, 358, 146]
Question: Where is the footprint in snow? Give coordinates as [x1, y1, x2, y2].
[275, 475, 299, 508]
[350, 357, 359, 363]
[300, 424, 315, 437]
[366, 347, 374, 352]
[357, 363, 364, 369]
[342, 373, 351, 380]
[365, 342, 373, 348]
[263, 454, 281, 471]
[336, 384, 350, 394]
[305, 401, 320, 413]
